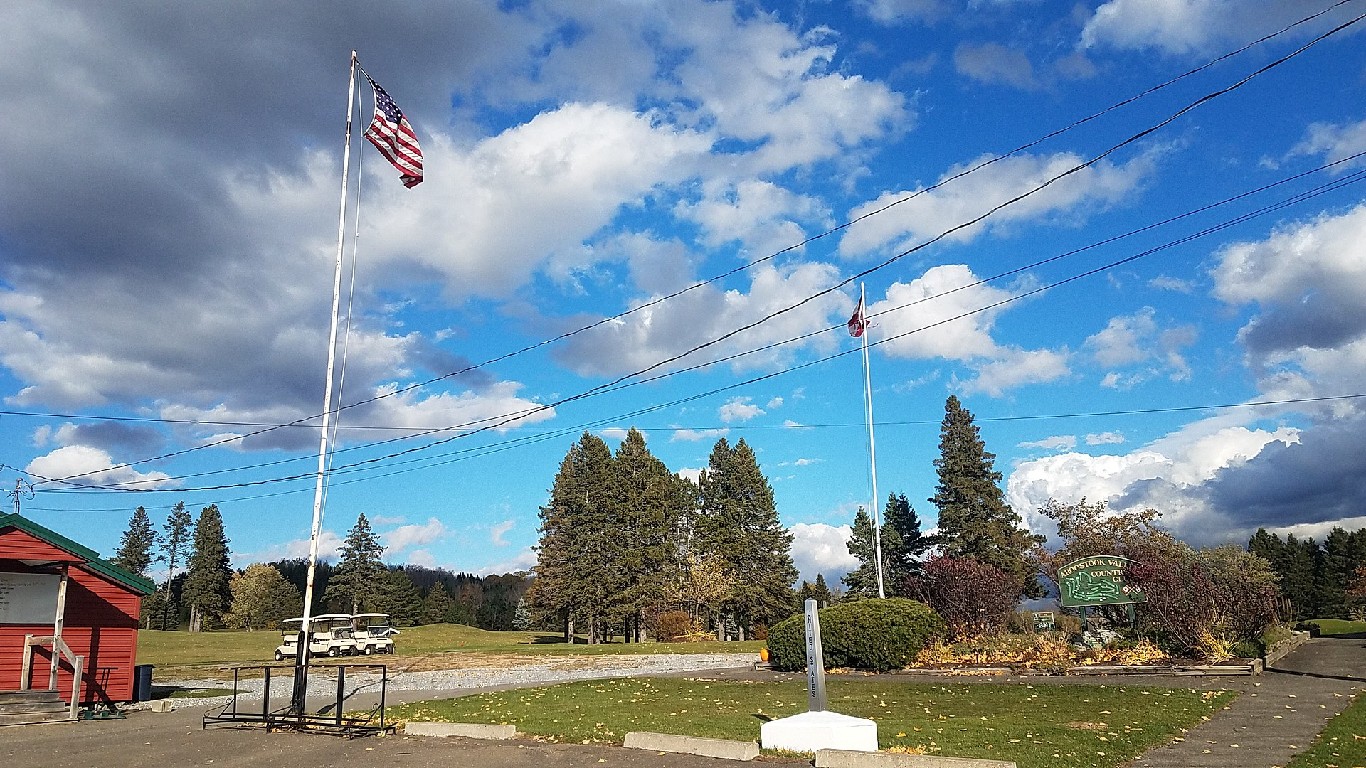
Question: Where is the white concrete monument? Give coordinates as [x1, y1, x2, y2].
[760, 599, 878, 753]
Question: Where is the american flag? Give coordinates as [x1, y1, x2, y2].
[363, 74, 423, 188]
[847, 296, 867, 338]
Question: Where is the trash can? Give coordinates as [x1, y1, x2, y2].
[133, 664, 154, 703]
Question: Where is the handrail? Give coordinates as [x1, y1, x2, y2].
[20, 633, 86, 719]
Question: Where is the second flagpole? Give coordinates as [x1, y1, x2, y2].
[859, 283, 886, 599]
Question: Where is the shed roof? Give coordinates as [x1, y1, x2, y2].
[0, 513, 156, 595]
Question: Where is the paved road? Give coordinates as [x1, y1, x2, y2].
[1, 636, 1360, 768]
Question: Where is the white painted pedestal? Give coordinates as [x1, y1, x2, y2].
[760, 710, 878, 753]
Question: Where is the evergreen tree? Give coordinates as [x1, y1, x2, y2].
[612, 428, 688, 641]
[883, 492, 935, 588]
[513, 596, 532, 630]
[112, 506, 158, 576]
[155, 501, 194, 630]
[532, 433, 617, 643]
[325, 513, 386, 614]
[422, 581, 458, 624]
[930, 395, 1042, 596]
[696, 438, 798, 638]
[797, 574, 834, 607]
[842, 505, 902, 599]
[182, 504, 232, 632]
[374, 568, 423, 626]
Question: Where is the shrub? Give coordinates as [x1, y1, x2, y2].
[908, 556, 1022, 639]
[766, 598, 944, 672]
[1199, 546, 1280, 642]
[655, 610, 697, 642]
[1128, 549, 1217, 658]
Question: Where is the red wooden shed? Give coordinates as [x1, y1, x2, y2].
[0, 513, 155, 705]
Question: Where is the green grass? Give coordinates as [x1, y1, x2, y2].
[390, 677, 1234, 768]
[137, 624, 762, 671]
[1285, 691, 1365, 768]
[1301, 618, 1366, 637]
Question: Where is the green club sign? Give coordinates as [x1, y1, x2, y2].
[1058, 555, 1146, 608]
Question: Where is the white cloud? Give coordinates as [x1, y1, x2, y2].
[1019, 435, 1077, 451]
[383, 518, 450, 555]
[719, 397, 765, 423]
[677, 467, 704, 483]
[857, 0, 948, 25]
[672, 428, 729, 443]
[1084, 307, 1195, 385]
[475, 546, 537, 576]
[788, 522, 858, 584]
[1085, 432, 1125, 445]
[1290, 119, 1366, 170]
[870, 265, 1015, 361]
[489, 519, 515, 547]
[839, 152, 1150, 258]
[598, 428, 631, 442]
[25, 445, 172, 490]
[958, 347, 1070, 397]
[1079, 0, 1345, 56]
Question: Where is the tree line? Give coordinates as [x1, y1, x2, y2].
[110, 505, 530, 632]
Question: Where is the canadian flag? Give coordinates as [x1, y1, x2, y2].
[847, 297, 867, 338]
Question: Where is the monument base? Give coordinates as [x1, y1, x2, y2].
[760, 710, 878, 753]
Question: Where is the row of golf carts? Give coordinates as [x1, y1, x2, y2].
[273, 613, 399, 661]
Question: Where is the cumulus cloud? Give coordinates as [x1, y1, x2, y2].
[1084, 307, 1195, 386]
[672, 428, 729, 443]
[489, 519, 516, 547]
[788, 522, 858, 584]
[1019, 435, 1077, 451]
[1079, 0, 1357, 56]
[719, 397, 765, 423]
[383, 518, 451, 555]
[26, 445, 173, 490]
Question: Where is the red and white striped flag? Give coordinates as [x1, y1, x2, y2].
[847, 296, 867, 338]
[363, 74, 423, 188]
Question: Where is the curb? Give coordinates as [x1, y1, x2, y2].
[1264, 630, 1310, 667]
[816, 748, 1016, 768]
[623, 731, 760, 761]
[403, 722, 516, 740]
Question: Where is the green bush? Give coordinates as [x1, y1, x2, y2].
[766, 598, 945, 672]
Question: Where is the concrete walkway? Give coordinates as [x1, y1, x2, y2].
[1126, 635, 1364, 768]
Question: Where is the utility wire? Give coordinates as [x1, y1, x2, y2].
[38, 2, 1356, 487]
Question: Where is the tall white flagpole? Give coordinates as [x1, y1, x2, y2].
[859, 283, 886, 599]
[299, 51, 359, 672]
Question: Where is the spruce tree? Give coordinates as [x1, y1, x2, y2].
[112, 506, 158, 576]
[696, 438, 797, 638]
[884, 492, 935, 588]
[325, 513, 386, 614]
[612, 428, 686, 641]
[182, 504, 232, 632]
[422, 581, 457, 624]
[930, 395, 1042, 596]
[842, 505, 902, 599]
[532, 433, 617, 643]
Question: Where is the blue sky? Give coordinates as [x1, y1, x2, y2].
[2, 1, 1365, 588]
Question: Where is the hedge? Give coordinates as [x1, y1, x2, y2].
[766, 598, 945, 672]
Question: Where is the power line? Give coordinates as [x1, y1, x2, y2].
[36, 3, 1356, 487]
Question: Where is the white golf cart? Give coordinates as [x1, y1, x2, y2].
[273, 614, 359, 661]
[352, 613, 398, 655]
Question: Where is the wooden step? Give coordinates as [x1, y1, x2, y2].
[0, 690, 72, 726]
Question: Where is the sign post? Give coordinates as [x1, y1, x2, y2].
[803, 598, 828, 712]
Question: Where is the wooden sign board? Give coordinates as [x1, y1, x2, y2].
[1058, 555, 1146, 608]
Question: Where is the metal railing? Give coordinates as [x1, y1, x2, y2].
[202, 663, 391, 737]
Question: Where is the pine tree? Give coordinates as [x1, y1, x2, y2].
[611, 428, 687, 641]
[155, 501, 194, 630]
[842, 505, 902, 599]
[930, 395, 1043, 596]
[112, 506, 158, 576]
[422, 581, 458, 624]
[325, 513, 386, 614]
[374, 568, 423, 626]
[532, 433, 617, 642]
[182, 504, 232, 632]
[696, 438, 797, 638]
[884, 492, 935, 588]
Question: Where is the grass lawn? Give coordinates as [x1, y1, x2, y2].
[1285, 691, 1365, 768]
[1302, 619, 1366, 637]
[138, 624, 762, 673]
[390, 677, 1234, 768]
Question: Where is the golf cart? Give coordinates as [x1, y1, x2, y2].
[273, 614, 359, 661]
[352, 613, 398, 655]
